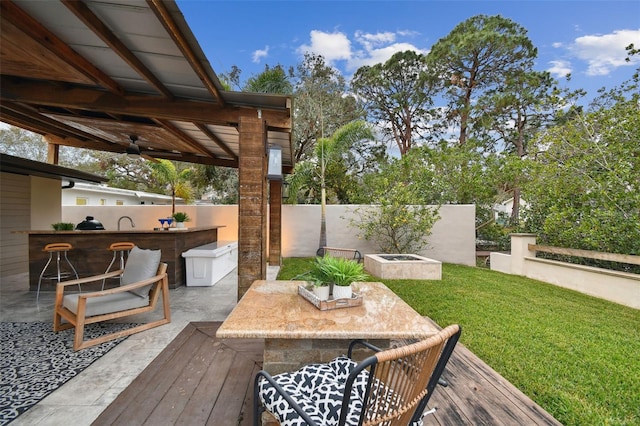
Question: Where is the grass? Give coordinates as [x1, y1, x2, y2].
[277, 258, 640, 426]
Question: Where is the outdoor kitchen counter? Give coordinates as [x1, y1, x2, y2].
[17, 226, 224, 290]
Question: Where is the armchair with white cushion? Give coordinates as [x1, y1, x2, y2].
[53, 246, 171, 351]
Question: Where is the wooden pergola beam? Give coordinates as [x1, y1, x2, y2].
[147, 0, 225, 106]
[0, 76, 292, 130]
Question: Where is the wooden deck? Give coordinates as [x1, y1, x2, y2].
[93, 322, 561, 426]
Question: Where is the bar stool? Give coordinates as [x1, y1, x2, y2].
[37, 243, 79, 301]
[102, 242, 135, 290]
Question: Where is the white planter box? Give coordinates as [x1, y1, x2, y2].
[182, 241, 238, 286]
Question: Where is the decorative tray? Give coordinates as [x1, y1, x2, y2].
[298, 285, 363, 311]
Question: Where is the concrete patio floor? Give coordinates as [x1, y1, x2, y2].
[0, 267, 278, 426]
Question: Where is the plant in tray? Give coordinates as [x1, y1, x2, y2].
[172, 211, 190, 228]
[313, 255, 368, 299]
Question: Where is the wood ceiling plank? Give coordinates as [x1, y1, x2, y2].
[195, 123, 238, 160]
[0, 18, 91, 85]
[62, 0, 173, 99]
[0, 1, 123, 95]
[154, 119, 213, 157]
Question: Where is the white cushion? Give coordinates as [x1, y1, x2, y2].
[121, 246, 161, 297]
[63, 292, 149, 317]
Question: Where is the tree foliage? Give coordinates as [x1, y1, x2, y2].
[287, 121, 376, 248]
[522, 77, 640, 259]
[292, 53, 363, 162]
[351, 50, 439, 155]
[149, 159, 195, 214]
[475, 71, 583, 224]
[426, 14, 537, 146]
[243, 64, 293, 94]
[0, 127, 48, 160]
[349, 151, 440, 253]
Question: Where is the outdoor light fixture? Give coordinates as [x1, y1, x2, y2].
[267, 145, 282, 180]
[126, 135, 141, 158]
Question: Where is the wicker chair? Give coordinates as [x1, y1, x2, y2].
[254, 324, 461, 426]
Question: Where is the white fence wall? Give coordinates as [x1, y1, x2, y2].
[491, 234, 640, 310]
[62, 204, 476, 265]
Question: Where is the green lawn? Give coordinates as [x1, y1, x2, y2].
[277, 258, 640, 426]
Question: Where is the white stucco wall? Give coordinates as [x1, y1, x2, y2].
[491, 234, 640, 309]
[32, 177, 61, 229]
[61, 204, 476, 266]
[1, 201, 475, 278]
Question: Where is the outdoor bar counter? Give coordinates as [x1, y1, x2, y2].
[18, 226, 223, 291]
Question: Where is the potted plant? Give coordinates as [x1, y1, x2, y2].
[172, 211, 191, 228]
[312, 255, 368, 300]
[308, 275, 331, 301]
[51, 222, 74, 231]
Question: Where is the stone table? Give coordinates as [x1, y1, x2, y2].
[216, 280, 438, 374]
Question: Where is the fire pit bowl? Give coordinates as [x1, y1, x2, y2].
[364, 254, 442, 280]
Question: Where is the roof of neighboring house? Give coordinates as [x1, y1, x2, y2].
[0, 153, 107, 184]
[66, 182, 177, 204]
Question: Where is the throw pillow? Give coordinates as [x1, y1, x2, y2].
[121, 246, 161, 297]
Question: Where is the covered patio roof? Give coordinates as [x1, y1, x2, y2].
[1, 0, 292, 298]
[0, 0, 293, 170]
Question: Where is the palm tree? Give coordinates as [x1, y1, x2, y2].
[288, 121, 374, 249]
[150, 159, 195, 215]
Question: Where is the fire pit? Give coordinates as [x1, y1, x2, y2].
[364, 254, 442, 280]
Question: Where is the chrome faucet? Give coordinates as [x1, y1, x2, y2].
[117, 216, 135, 231]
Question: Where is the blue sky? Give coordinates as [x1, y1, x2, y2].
[178, 1, 640, 103]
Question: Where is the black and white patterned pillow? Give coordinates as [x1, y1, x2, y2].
[258, 357, 368, 426]
[258, 356, 427, 426]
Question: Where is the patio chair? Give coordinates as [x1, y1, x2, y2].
[316, 246, 363, 262]
[53, 246, 171, 351]
[254, 324, 461, 426]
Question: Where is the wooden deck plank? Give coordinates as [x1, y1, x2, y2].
[176, 344, 236, 425]
[94, 324, 210, 425]
[450, 344, 560, 425]
[91, 322, 200, 425]
[95, 321, 561, 426]
[207, 347, 260, 424]
[143, 333, 222, 425]
[129, 330, 211, 424]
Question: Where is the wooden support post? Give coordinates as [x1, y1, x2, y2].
[44, 135, 60, 164]
[237, 114, 267, 300]
[269, 180, 282, 266]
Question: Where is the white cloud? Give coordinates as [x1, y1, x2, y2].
[547, 59, 573, 78]
[252, 46, 269, 63]
[348, 42, 427, 72]
[354, 30, 396, 51]
[569, 29, 640, 76]
[297, 30, 352, 63]
[297, 29, 427, 73]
